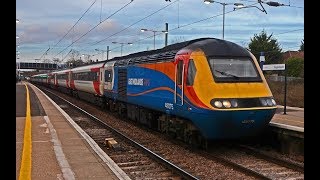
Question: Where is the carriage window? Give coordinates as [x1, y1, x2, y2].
[177, 61, 183, 85]
[105, 70, 113, 82]
[186, 59, 196, 86]
[72, 72, 97, 81]
[57, 74, 68, 79]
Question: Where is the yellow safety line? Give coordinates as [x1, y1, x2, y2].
[19, 83, 32, 180]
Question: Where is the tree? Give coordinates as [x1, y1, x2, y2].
[66, 49, 84, 67]
[69, 49, 80, 62]
[299, 39, 304, 51]
[248, 30, 282, 64]
[286, 57, 304, 77]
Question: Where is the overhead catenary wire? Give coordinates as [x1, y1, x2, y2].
[79, 0, 238, 54]
[53, 0, 97, 48]
[38, 47, 51, 60]
[250, 46, 301, 55]
[52, 0, 302, 61]
[239, 0, 303, 8]
[75, 0, 179, 55]
[92, 0, 179, 46]
[126, 2, 261, 47]
[62, 49, 72, 61]
[170, 2, 260, 31]
[85, 2, 268, 56]
[248, 28, 304, 54]
[109, 1, 302, 57]
[273, 28, 303, 35]
[37, 0, 97, 61]
[53, 0, 134, 59]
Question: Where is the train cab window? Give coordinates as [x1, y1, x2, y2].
[177, 61, 183, 85]
[105, 70, 113, 82]
[187, 59, 196, 86]
[209, 57, 261, 82]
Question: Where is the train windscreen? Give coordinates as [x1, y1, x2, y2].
[208, 57, 262, 82]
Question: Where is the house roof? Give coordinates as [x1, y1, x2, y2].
[282, 51, 304, 60]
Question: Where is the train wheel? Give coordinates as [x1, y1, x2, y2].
[186, 132, 202, 148]
[102, 98, 108, 110]
[108, 100, 113, 112]
[200, 139, 208, 150]
[168, 131, 177, 139]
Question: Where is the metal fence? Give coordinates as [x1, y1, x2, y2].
[266, 75, 304, 82]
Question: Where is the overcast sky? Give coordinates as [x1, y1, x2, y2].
[16, 0, 304, 63]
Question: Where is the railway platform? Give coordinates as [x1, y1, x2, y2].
[264, 105, 304, 156]
[16, 81, 130, 180]
[270, 105, 304, 132]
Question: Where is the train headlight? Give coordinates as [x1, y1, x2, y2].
[222, 100, 231, 108]
[214, 101, 223, 108]
[211, 97, 276, 109]
[266, 99, 273, 106]
[231, 99, 238, 108]
[260, 98, 267, 106]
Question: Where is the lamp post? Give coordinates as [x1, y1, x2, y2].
[106, 46, 110, 60]
[140, 28, 168, 50]
[16, 19, 20, 73]
[204, 0, 244, 40]
[95, 49, 104, 61]
[112, 42, 133, 56]
[16, 62, 21, 82]
[95, 46, 111, 60]
[16, 51, 20, 81]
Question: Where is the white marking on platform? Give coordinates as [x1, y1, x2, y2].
[44, 116, 75, 180]
[270, 122, 304, 132]
[39, 123, 47, 128]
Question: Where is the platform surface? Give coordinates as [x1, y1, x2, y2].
[16, 82, 129, 180]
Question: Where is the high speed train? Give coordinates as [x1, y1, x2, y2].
[30, 37, 277, 145]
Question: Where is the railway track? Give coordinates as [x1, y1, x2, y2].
[38, 85, 304, 179]
[43, 88, 197, 180]
[204, 145, 304, 179]
[235, 144, 304, 173]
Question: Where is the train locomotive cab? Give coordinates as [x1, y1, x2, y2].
[174, 38, 277, 139]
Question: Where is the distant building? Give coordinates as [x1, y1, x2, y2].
[282, 51, 304, 62]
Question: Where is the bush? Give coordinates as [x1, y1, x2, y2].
[266, 76, 304, 108]
[286, 57, 304, 77]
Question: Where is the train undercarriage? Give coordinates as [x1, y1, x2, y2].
[103, 97, 207, 148]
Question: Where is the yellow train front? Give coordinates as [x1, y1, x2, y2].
[171, 38, 277, 139]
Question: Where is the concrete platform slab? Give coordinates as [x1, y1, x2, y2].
[271, 105, 304, 131]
